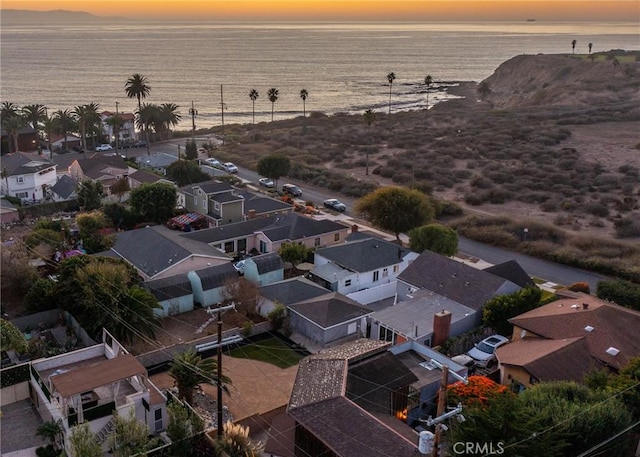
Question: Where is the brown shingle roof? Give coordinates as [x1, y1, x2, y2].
[509, 294, 640, 370]
[50, 354, 146, 398]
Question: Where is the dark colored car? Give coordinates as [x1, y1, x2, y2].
[323, 198, 347, 212]
[133, 140, 148, 148]
[282, 184, 302, 197]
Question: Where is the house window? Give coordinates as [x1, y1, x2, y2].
[154, 408, 163, 432]
[203, 199, 208, 210]
[511, 380, 526, 394]
[334, 233, 340, 242]
[345, 279, 352, 287]
[393, 265, 399, 273]
[259, 240, 267, 253]
[16, 176, 24, 184]
[314, 237, 320, 247]
[379, 326, 395, 343]
[193, 195, 197, 205]
[16, 192, 28, 199]
[373, 271, 379, 282]
[214, 202, 220, 211]
[382, 267, 388, 278]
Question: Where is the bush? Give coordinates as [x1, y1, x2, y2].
[567, 282, 591, 294]
[597, 280, 640, 311]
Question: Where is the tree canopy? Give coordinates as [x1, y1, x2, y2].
[77, 180, 103, 211]
[128, 182, 177, 224]
[257, 154, 290, 188]
[482, 287, 543, 337]
[167, 160, 210, 187]
[1, 318, 27, 353]
[169, 348, 230, 405]
[355, 186, 435, 244]
[278, 242, 310, 269]
[409, 223, 458, 256]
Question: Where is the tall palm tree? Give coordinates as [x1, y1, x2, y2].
[105, 114, 125, 154]
[73, 103, 100, 152]
[386, 72, 396, 114]
[53, 109, 75, 153]
[125, 74, 151, 140]
[267, 88, 279, 122]
[22, 104, 47, 145]
[363, 108, 376, 176]
[1, 102, 21, 153]
[299, 89, 308, 117]
[249, 89, 258, 124]
[158, 103, 181, 140]
[41, 115, 57, 158]
[136, 103, 157, 155]
[424, 75, 433, 110]
[169, 348, 230, 405]
[571, 39, 577, 54]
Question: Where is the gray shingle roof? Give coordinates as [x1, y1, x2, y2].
[237, 190, 293, 215]
[193, 181, 234, 195]
[260, 277, 330, 306]
[144, 274, 192, 301]
[50, 174, 76, 199]
[251, 252, 283, 274]
[2, 152, 55, 175]
[194, 262, 238, 290]
[289, 292, 372, 328]
[109, 225, 228, 278]
[398, 250, 508, 310]
[260, 213, 348, 242]
[180, 216, 278, 244]
[75, 155, 128, 179]
[316, 238, 411, 272]
[484, 260, 535, 289]
[129, 169, 167, 184]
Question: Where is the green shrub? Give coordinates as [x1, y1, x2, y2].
[597, 280, 640, 311]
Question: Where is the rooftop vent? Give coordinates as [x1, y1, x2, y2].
[606, 347, 620, 357]
[582, 303, 589, 310]
[584, 325, 594, 332]
[419, 361, 437, 371]
[571, 304, 580, 309]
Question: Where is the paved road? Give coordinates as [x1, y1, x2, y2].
[458, 236, 610, 292]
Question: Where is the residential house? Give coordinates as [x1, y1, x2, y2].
[144, 274, 194, 317]
[103, 224, 231, 281]
[50, 133, 82, 152]
[258, 276, 330, 316]
[101, 111, 136, 145]
[136, 153, 179, 175]
[29, 329, 167, 456]
[243, 252, 284, 286]
[265, 338, 470, 457]
[0, 197, 20, 223]
[288, 292, 372, 348]
[68, 154, 130, 196]
[49, 174, 78, 202]
[179, 181, 292, 226]
[496, 293, 640, 392]
[182, 212, 349, 258]
[189, 262, 239, 308]
[396, 250, 526, 321]
[1, 124, 38, 153]
[308, 237, 419, 301]
[128, 169, 175, 190]
[370, 289, 478, 347]
[0, 152, 57, 203]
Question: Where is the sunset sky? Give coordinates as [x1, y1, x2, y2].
[3, 0, 639, 21]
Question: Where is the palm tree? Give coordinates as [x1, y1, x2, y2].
[73, 103, 100, 152]
[571, 39, 577, 54]
[477, 81, 492, 101]
[125, 73, 151, 140]
[299, 89, 308, 117]
[386, 72, 396, 114]
[136, 103, 158, 155]
[22, 104, 47, 146]
[105, 114, 125, 155]
[424, 75, 433, 111]
[363, 108, 376, 176]
[1, 102, 22, 153]
[588, 42, 593, 54]
[36, 419, 63, 449]
[158, 103, 181, 139]
[41, 115, 57, 158]
[53, 109, 75, 153]
[267, 88, 279, 122]
[249, 89, 259, 124]
[169, 348, 230, 405]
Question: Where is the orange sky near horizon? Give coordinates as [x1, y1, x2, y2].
[3, 0, 639, 21]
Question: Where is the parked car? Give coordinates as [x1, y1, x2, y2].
[233, 259, 246, 275]
[282, 183, 302, 197]
[467, 334, 509, 367]
[205, 157, 221, 167]
[223, 162, 239, 173]
[259, 177, 275, 188]
[323, 198, 347, 212]
[451, 354, 477, 375]
[133, 140, 148, 148]
[95, 144, 113, 152]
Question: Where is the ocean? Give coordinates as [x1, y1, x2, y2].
[1, 21, 638, 130]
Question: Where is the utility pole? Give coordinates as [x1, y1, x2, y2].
[189, 101, 198, 140]
[432, 364, 448, 457]
[206, 302, 237, 438]
[220, 84, 226, 144]
[115, 101, 120, 155]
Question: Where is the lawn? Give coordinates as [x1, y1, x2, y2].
[226, 337, 304, 369]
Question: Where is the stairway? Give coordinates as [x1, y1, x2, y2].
[95, 417, 115, 444]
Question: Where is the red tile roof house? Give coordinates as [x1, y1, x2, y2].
[496, 292, 640, 392]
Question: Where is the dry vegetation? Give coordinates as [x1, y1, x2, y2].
[193, 51, 640, 280]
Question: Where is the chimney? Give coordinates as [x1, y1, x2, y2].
[351, 224, 359, 233]
[247, 209, 257, 220]
[432, 310, 452, 348]
[582, 303, 589, 310]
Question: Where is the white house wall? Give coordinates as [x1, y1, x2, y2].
[347, 281, 397, 305]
